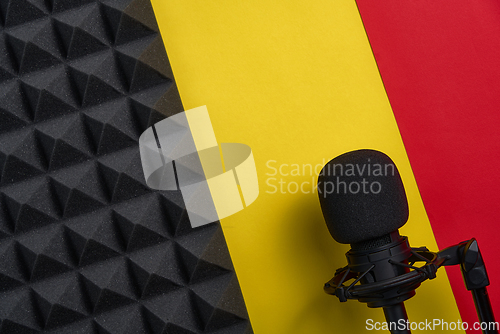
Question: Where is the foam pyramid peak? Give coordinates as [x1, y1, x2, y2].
[116, 39, 174, 93]
[186, 222, 234, 271]
[0, 139, 46, 185]
[210, 277, 251, 319]
[140, 307, 169, 334]
[22, 179, 62, 218]
[50, 161, 95, 190]
[82, 75, 123, 108]
[112, 196, 170, 251]
[168, 290, 204, 332]
[32, 273, 75, 302]
[33, 90, 77, 122]
[175, 224, 221, 259]
[0, 118, 34, 155]
[68, 50, 116, 78]
[71, 55, 124, 101]
[2, 0, 47, 28]
[4, 20, 62, 74]
[129, 97, 167, 132]
[0, 81, 33, 131]
[143, 288, 202, 333]
[19, 65, 60, 90]
[0, 288, 43, 332]
[10, 130, 47, 168]
[53, 4, 111, 52]
[95, 304, 149, 334]
[128, 242, 175, 275]
[189, 273, 233, 308]
[192, 299, 249, 333]
[123, 0, 159, 32]
[80, 257, 134, 293]
[0, 240, 26, 289]
[96, 146, 142, 176]
[1, 171, 47, 205]
[36, 115, 93, 171]
[65, 210, 114, 239]
[174, 235, 234, 285]
[129, 243, 186, 296]
[131, 81, 181, 118]
[18, 67, 78, 122]
[17, 224, 75, 266]
[80, 258, 139, 313]
[31, 273, 88, 316]
[142, 288, 188, 323]
[49, 162, 110, 217]
[100, 0, 156, 45]
[65, 211, 124, 266]
[3, 178, 53, 232]
[32, 274, 89, 329]
[35, 114, 81, 139]
[70, 163, 109, 204]
[84, 98, 138, 139]
[90, 125, 137, 158]
[29, 18, 64, 59]
[66, 27, 108, 61]
[188, 291, 217, 330]
[43, 66, 80, 107]
[115, 35, 155, 59]
[52, 3, 99, 27]
[138, 35, 174, 79]
[156, 191, 187, 234]
[4, 18, 49, 42]
[112, 193, 163, 227]
[94, 51, 127, 92]
[130, 82, 172, 107]
[97, 150, 151, 202]
[0, 35, 17, 78]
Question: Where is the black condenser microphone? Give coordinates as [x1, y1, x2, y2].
[318, 149, 497, 334]
[318, 149, 415, 333]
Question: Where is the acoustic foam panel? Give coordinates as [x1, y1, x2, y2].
[151, 1, 463, 332]
[0, 0, 252, 333]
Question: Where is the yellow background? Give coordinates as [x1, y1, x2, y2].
[150, 0, 464, 332]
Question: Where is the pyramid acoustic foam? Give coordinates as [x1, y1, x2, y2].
[0, 0, 253, 333]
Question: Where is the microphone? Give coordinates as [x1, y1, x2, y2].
[317, 149, 497, 334]
[318, 149, 416, 333]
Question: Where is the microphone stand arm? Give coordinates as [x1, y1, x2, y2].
[438, 239, 497, 334]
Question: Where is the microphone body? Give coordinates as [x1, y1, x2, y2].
[318, 149, 496, 334]
[318, 150, 420, 333]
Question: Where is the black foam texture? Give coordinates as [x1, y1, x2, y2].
[317, 149, 409, 244]
[0, 1, 252, 333]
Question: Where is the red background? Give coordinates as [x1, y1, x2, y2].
[356, 0, 500, 331]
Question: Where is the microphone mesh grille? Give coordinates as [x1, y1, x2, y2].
[351, 233, 392, 251]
